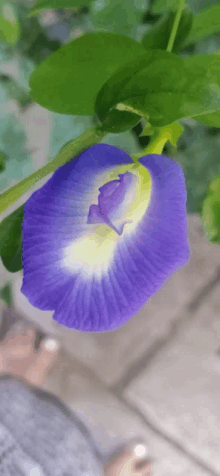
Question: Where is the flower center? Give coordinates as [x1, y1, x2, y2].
[87, 172, 137, 235]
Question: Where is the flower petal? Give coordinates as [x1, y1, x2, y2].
[21, 146, 190, 332]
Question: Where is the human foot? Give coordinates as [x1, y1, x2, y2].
[0, 323, 60, 386]
[104, 442, 152, 476]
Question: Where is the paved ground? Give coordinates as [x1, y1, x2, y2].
[1, 104, 220, 475]
[8, 213, 220, 476]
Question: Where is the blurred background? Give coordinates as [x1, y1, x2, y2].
[0, 0, 220, 474]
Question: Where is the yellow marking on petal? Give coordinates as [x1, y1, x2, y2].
[63, 224, 117, 277]
[62, 162, 151, 276]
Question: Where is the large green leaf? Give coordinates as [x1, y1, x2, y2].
[95, 50, 184, 130]
[0, 205, 24, 272]
[194, 110, 220, 128]
[95, 51, 220, 129]
[202, 174, 220, 244]
[0, 1, 20, 45]
[184, 5, 220, 46]
[29, 33, 146, 115]
[142, 8, 193, 53]
[29, 0, 94, 16]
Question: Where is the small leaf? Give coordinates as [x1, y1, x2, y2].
[0, 205, 24, 272]
[202, 174, 220, 244]
[30, 0, 100, 16]
[142, 8, 193, 53]
[0, 282, 12, 307]
[29, 33, 146, 115]
[0, 2, 20, 45]
[184, 5, 220, 46]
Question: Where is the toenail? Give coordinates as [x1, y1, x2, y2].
[43, 338, 60, 351]
[133, 444, 148, 458]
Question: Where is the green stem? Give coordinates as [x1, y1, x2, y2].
[166, 0, 185, 52]
[131, 126, 171, 162]
[0, 126, 106, 215]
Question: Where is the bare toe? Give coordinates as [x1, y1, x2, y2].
[1, 325, 36, 358]
[104, 451, 152, 476]
[25, 337, 60, 386]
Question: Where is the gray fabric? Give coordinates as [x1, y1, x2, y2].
[0, 376, 104, 476]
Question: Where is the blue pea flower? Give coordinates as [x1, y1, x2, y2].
[21, 144, 190, 332]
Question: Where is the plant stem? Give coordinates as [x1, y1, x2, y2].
[0, 126, 106, 215]
[131, 126, 172, 162]
[166, 0, 185, 52]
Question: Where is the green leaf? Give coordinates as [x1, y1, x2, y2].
[142, 8, 193, 53]
[95, 50, 184, 127]
[97, 108, 142, 133]
[151, 0, 179, 14]
[30, 0, 98, 16]
[0, 205, 24, 272]
[184, 5, 220, 46]
[202, 174, 220, 244]
[181, 54, 220, 117]
[0, 2, 20, 45]
[194, 110, 220, 128]
[29, 33, 146, 115]
[0, 282, 12, 307]
[96, 51, 220, 128]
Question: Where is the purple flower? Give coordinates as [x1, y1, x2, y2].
[21, 144, 190, 332]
